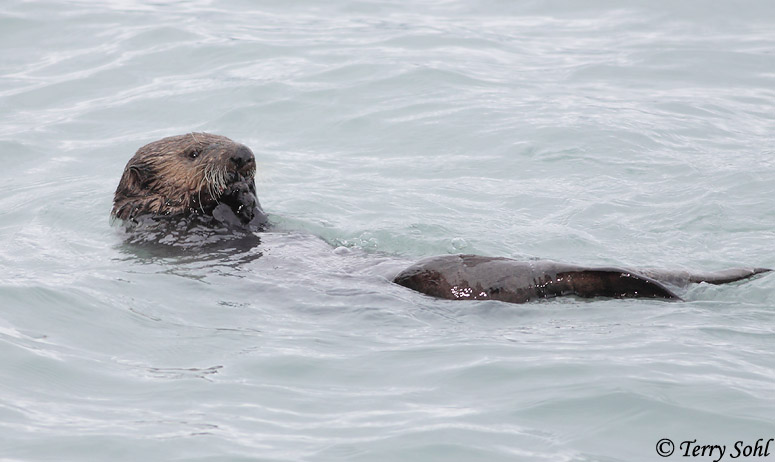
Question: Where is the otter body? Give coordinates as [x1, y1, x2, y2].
[394, 255, 770, 304]
[113, 133, 770, 304]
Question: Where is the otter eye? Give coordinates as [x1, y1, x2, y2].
[189, 149, 201, 159]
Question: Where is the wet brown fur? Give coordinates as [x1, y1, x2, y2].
[112, 133, 256, 221]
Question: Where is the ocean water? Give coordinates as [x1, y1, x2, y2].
[1, 0, 775, 461]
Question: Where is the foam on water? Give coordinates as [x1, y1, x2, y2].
[1, 0, 774, 461]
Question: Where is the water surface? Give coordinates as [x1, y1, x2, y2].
[1, 1, 774, 461]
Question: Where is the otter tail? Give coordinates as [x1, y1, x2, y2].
[686, 267, 771, 284]
[639, 268, 771, 287]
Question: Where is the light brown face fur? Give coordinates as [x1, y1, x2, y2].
[112, 133, 257, 221]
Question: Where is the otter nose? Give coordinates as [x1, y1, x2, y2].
[231, 146, 254, 168]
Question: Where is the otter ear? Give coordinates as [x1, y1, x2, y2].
[120, 163, 152, 192]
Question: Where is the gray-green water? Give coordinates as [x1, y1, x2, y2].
[1, 1, 774, 461]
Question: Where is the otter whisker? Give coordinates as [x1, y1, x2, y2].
[195, 176, 208, 214]
[204, 166, 216, 199]
[217, 168, 227, 193]
[208, 165, 224, 200]
[206, 165, 228, 200]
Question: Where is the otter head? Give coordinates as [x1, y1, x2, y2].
[112, 133, 267, 229]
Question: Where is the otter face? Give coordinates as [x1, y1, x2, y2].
[112, 133, 266, 227]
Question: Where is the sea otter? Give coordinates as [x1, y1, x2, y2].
[112, 133, 770, 304]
